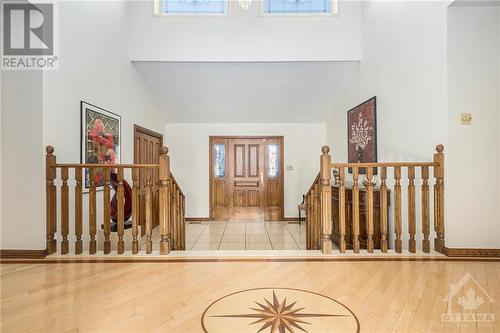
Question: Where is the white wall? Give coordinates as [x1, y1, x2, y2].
[326, 1, 500, 248]
[165, 123, 326, 218]
[447, 5, 500, 248]
[1, 1, 166, 250]
[127, 0, 363, 62]
[1, 71, 45, 249]
[43, 1, 165, 165]
[326, 1, 448, 161]
[326, 1, 448, 249]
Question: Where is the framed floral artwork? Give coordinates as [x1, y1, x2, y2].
[347, 97, 377, 174]
[80, 101, 121, 190]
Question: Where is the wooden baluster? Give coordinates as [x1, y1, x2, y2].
[145, 181, 153, 254]
[182, 195, 186, 250]
[394, 166, 402, 253]
[366, 167, 375, 253]
[159, 147, 171, 255]
[408, 166, 416, 253]
[132, 168, 140, 254]
[433, 145, 445, 253]
[313, 183, 320, 250]
[421, 166, 430, 253]
[310, 188, 315, 249]
[310, 192, 314, 250]
[320, 146, 332, 254]
[45, 146, 57, 254]
[75, 168, 83, 254]
[306, 193, 311, 249]
[172, 187, 178, 251]
[169, 181, 175, 250]
[103, 169, 111, 254]
[88, 168, 97, 254]
[176, 188, 181, 250]
[380, 167, 388, 253]
[352, 167, 360, 253]
[60, 167, 69, 254]
[117, 168, 125, 254]
[338, 166, 346, 253]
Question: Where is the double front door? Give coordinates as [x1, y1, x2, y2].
[210, 136, 284, 221]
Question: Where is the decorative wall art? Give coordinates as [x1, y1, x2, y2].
[347, 97, 377, 174]
[80, 101, 121, 190]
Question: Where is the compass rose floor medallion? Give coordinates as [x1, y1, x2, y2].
[201, 288, 360, 333]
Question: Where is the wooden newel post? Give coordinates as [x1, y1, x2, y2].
[159, 146, 171, 255]
[45, 146, 57, 255]
[320, 146, 332, 254]
[433, 144, 445, 253]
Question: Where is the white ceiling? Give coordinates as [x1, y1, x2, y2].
[133, 61, 358, 123]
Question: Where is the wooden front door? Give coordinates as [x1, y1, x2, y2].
[209, 136, 284, 221]
[134, 125, 163, 235]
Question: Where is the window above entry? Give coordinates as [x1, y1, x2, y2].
[155, 0, 229, 16]
[263, 0, 337, 15]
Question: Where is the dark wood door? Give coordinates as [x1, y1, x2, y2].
[228, 138, 265, 220]
[209, 136, 284, 221]
[134, 125, 163, 235]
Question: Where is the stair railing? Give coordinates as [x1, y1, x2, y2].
[45, 145, 186, 255]
[306, 145, 445, 255]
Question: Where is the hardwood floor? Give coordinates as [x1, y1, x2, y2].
[1, 261, 499, 332]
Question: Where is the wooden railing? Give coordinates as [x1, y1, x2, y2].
[306, 145, 445, 255]
[45, 145, 186, 256]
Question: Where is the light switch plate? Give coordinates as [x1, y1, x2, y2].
[286, 165, 293, 171]
[461, 113, 472, 125]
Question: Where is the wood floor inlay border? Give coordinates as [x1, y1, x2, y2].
[201, 288, 360, 333]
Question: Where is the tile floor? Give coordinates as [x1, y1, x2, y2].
[186, 220, 307, 250]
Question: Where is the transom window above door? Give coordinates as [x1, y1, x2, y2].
[263, 0, 336, 15]
[156, 0, 229, 15]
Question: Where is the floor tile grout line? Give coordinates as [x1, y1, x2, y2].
[284, 222, 301, 250]
[189, 222, 209, 250]
[217, 221, 229, 250]
[264, 222, 275, 250]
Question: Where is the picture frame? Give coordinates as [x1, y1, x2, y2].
[80, 101, 121, 191]
[347, 96, 377, 174]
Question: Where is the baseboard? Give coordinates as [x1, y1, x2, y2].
[0, 249, 47, 259]
[443, 247, 500, 258]
[284, 217, 305, 223]
[186, 217, 209, 223]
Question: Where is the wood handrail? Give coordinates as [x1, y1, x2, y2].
[306, 172, 320, 196]
[306, 144, 445, 255]
[45, 145, 186, 256]
[331, 162, 438, 168]
[54, 163, 185, 198]
[55, 163, 159, 168]
[170, 173, 185, 197]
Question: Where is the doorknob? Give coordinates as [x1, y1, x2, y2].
[260, 173, 264, 182]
